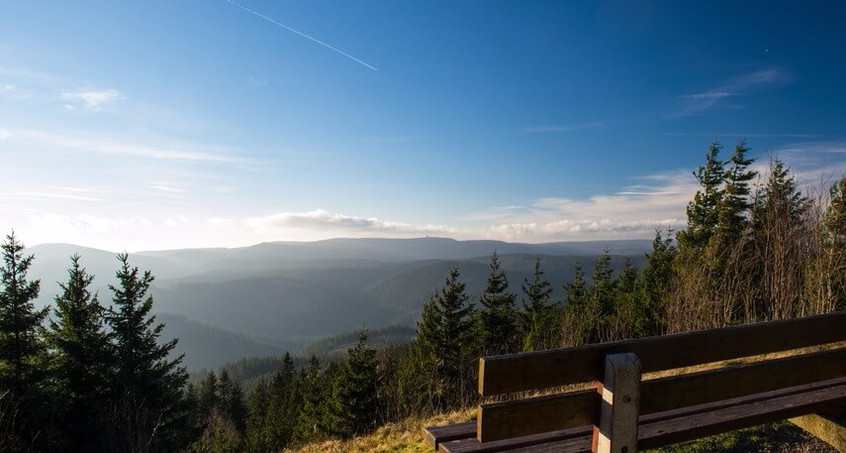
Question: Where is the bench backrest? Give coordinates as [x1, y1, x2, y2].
[477, 312, 846, 442]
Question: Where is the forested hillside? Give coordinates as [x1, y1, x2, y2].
[2, 142, 844, 452]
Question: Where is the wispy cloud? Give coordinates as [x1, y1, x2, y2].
[247, 210, 454, 237]
[648, 132, 820, 139]
[0, 188, 103, 203]
[522, 121, 604, 134]
[1, 128, 249, 163]
[61, 88, 123, 111]
[226, 0, 378, 72]
[673, 68, 793, 117]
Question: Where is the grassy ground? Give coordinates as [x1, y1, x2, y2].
[282, 409, 475, 453]
[283, 412, 835, 453]
[646, 421, 837, 453]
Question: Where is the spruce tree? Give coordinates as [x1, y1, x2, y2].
[677, 142, 726, 252]
[522, 258, 558, 351]
[245, 379, 271, 453]
[641, 230, 677, 335]
[46, 254, 113, 451]
[262, 352, 299, 450]
[0, 232, 49, 447]
[717, 141, 757, 241]
[218, 369, 246, 435]
[407, 265, 475, 411]
[294, 355, 328, 443]
[478, 252, 520, 355]
[331, 330, 378, 438]
[105, 253, 188, 452]
[561, 260, 589, 346]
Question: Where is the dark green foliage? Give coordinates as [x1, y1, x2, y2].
[641, 230, 677, 336]
[0, 232, 49, 448]
[402, 265, 477, 413]
[46, 254, 113, 451]
[330, 330, 379, 438]
[293, 356, 330, 444]
[105, 253, 189, 452]
[522, 258, 559, 351]
[677, 142, 726, 252]
[716, 141, 757, 241]
[188, 370, 246, 453]
[478, 252, 521, 355]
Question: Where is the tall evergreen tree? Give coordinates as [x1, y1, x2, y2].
[716, 141, 757, 241]
[522, 258, 558, 351]
[478, 252, 521, 355]
[561, 260, 589, 346]
[407, 265, 475, 411]
[677, 142, 726, 252]
[262, 352, 300, 451]
[331, 330, 378, 438]
[0, 232, 49, 448]
[245, 379, 271, 453]
[46, 254, 113, 452]
[217, 369, 246, 435]
[105, 253, 188, 452]
[641, 230, 677, 335]
[294, 355, 328, 444]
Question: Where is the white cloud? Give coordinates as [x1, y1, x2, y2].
[2, 128, 247, 163]
[246, 210, 456, 238]
[61, 88, 123, 111]
[674, 68, 792, 117]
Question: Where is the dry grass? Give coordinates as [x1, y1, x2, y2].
[282, 409, 475, 453]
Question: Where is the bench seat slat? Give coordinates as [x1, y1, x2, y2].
[479, 348, 846, 441]
[443, 380, 846, 452]
[436, 377, 846, 452]
[480, 312, 846, 396]
[424, 422, 476, 450]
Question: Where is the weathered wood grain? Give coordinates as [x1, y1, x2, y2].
[479, 312, 846, 396]
[478, 348, 846, 441]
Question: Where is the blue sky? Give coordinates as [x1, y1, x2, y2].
[1, 1, 845, 251]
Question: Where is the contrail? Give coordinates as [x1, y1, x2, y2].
[226, 0, 378, 72]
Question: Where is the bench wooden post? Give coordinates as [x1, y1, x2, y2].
[595, 353, 641, 453]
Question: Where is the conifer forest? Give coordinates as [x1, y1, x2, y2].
[2, 142, 845, 452]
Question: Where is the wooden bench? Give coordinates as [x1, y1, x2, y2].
[424, 312, 846, 453]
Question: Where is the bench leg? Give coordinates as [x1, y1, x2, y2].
[595, 353, 642, 453]
[789, 412, 846, 453]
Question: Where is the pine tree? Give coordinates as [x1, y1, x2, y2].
[677, 142, 726, 252]
[46, 254, 113, 451]
[478, 252, 520, 355]
[0, 232, 49, 447]
[105, 253, 188, 452]
[294, 356, 328, 443]
[522, 258, 558, 351]
[331, 330, 378, 438]
[217, 369, 246, 435]
[245, 379, 271, 453]
[198, 371, 220, 423]
[262, 352, 299, 450]
[716, 141, 757, 241]
[750, 158, 810, 320]
[405, 265, 476, 412]
[641, 230, 677, 335]
[561, 260, 589, 346]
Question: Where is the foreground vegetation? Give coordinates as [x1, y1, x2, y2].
[1, 141, 844, 452]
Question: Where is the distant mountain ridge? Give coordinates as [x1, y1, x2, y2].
[25, 237, 652, 369]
